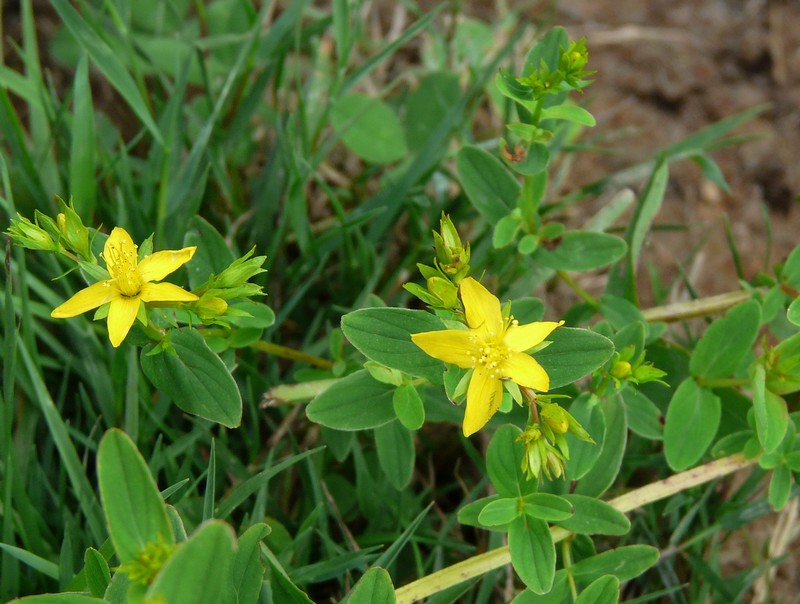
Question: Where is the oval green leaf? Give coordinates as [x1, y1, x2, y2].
[570, 545, 659, 584]
[393, 384, 425, 431]
[456, 145, 519, 224]
[478, 497, 520, 527]
[556, 494, 630, 536]
[375, 420, 415, 490]
[690, 300, 760, 380]
[536, 232, 627, 272]
[523, 493, 574, 522]
[146, 521, 235, 604]
[140, 329, 242, 428]
[97, 429, 173, 564]
[664, 377, 721, 471]
[575, 575, 620, 604]
[508, 515, 555, 594]
[306, 370, 396, 431]
[536, 327, 615, 390]
[347, 567, 395, 604]
[487, 425, 537, 498]
[331, 94, 407, 164]
[341, 308, 447, 384]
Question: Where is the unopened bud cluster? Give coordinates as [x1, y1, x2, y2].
[518, 400, 594, 481]
[405, 213, 471, 312]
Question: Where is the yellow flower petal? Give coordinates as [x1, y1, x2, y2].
[51, 281, 118, 318]
[460, 277, 503, 337]
[138, 247, 197, 283]
[463, 367, 504, 437]
[106, 296, 142, 347]
[103, 227, 138, 274]
[503, 351, 550, 391]
[138, 282, 199, 304]
[504, 320, 563, 352]
[411, 330, 477, 368]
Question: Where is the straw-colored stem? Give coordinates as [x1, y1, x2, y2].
[394, 453, 755, 603]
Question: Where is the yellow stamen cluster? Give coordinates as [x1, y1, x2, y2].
[104, 241, 142, 296]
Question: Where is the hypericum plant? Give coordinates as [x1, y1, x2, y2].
[7, 200, 271, 427]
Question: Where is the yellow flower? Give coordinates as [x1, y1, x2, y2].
[51, 227, 198, 347]
[412, 277, 562, 437]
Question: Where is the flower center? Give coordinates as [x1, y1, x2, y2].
[104, 243, 142, 297]
[471, 336, 509, 379]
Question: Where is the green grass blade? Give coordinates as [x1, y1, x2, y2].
[51, 0, 163, 144]
[0, 543, 59, 580]
[68, 53, 97, 219]
[17, 339, 105, 544]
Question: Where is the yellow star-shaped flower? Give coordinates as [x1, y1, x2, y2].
[51, 227, 198, 347]
[412, 277, 562, 436]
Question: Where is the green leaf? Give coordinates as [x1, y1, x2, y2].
[331, 94, 407, 164]
[565, 394, 606, 480]
[769, 465, 792, 510]
[228, 523, 270, 604]
[556, 495, 630, 536]
[575, 575, 620, 604]
[487, 425, 537, 498]
[690, 300, 760, 380]
[753, 364, 789, 452]
[68, 54, 96, 219]
[97, 429, 173, 564]
[346, 567, 396, 604]
[570, 545, 659, 583]
[508, 515, 555, 594]
[83, 547, 110, 598]
[478, 497, 520, 527]
[523, 493, 574, 522]
[183, 216, 237, 290]
[524, 27, 568, 74]
[690, 153, 731, 193]
[51, 0, 162, 143]
[536, 328, 615, 390]
[306, 370, 396, 431]
[375, 421, 415, 490]
[341, 308, 447, 384]
[540, 105, 596, 126]
[0, 543, 59, 580]
[788, 297, 800, 327]
[8, 596, 108, 604]
[664, 378, 721, 471]
[535, 232, 627, 272]
[456, 145, 519, 224]
[146, 521, 235, 604]
[393, 384, 425, 430]
[575, 396, 627, 497]
[783, 245, 800, 287]
[505, 142, 550, 177]
[621, 388, 663, 440]
[405, 72, 461, 153]
[140, 329, 242, 428]
[457, 495, 500, 529]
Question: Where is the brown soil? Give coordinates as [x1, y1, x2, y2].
[552, 0, 799, 301]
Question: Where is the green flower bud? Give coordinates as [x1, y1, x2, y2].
[432, 214, 470, 280]
[55, 199, 92, 260]
[214, 248, 267, 289]
[6, 214, 61, 252]
[610, 360, 632, 380]
[427, 276, 459, 309]
[540, 402, 569, 434]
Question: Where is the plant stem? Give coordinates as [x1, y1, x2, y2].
[394, 453, 755, 603]
[556, 270, 599, 307]
[641, 289, 762, 323]
[249, 340, 334, 369]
